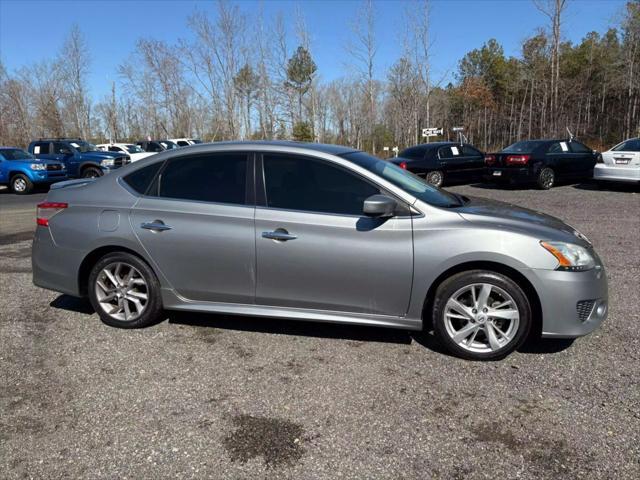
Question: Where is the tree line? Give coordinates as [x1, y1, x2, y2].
[0, 0, 638, 153]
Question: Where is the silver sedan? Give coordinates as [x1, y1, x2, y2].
[32, 141, 608, 360]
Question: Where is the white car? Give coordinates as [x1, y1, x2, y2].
[96, 143, 156, 162]
[168, 138, 203, 147]
[594, 137, 640, 183]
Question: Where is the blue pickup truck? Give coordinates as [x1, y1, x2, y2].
[28, 138, 130, 178]
[0, 147, 68, 194]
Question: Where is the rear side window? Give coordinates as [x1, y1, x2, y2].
[177, 141, 189, 147]
[462, 145, 481, 157]
[33, 142, 50, 154]
[399, 146, 427, 160]
[263, 154, 380, 215]
[123, 162, 163, 195]
[158, 154, 247, 204]
[438, 146, 461, 159]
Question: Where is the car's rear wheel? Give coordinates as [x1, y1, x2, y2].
[536, 167, 555, 189]
[82, 166, 102, 178]
[426, 170, 444, 187]
[11, 174, 33, 194]
[88, 252, 163, 328]
[432, 270, 532, 360]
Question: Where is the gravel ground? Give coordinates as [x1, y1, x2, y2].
[1, 181, 639, 479]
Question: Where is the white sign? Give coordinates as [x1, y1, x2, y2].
[560, 142, 569, 152]
[452, 126, 465, 132]
[451, 146, 460, 156]
[34, 146, 40, 154]
[422, 127, 443, 137]
[383, 146, 389, 151]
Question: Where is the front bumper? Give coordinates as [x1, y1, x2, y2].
[525, 264, 608, 338]
[31, 171, 69, 184]
[594, 164, 640, 183]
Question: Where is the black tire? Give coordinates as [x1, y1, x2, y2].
[82, 166, 103, 178]
[10, 174, 34, 194]
[426, 170, 445, 188]
[536, 167, 555, 190]
[88, 252, 164, 328]
[431, 270, 532, 360]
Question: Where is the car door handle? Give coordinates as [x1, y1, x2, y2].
[262, 230, 297, 241]
[141, 220, 172, 232]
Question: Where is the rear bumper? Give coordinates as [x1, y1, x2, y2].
[594, 164, 640, 183]
[32, 226, 82, 296]
[485, 167, 533, 183]
[524, 264, 608, 338]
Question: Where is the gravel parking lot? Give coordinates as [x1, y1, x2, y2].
[1, 181, 639, 479]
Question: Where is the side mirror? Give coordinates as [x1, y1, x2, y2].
[363, 194, 397, 218]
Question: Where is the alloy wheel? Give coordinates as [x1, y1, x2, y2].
[95, 262, 149, 322]
[443, 283, 520, 353]
[13, 178, 27, 192]
[427, 171, 443, 187]
[539, 168, 554, 189]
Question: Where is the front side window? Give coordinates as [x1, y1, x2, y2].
[53, 142, 74, 154]
[177, 141, 189, 147]
[462, 145, 481, 157]
[108, 146, 123, 153]
[570, 141, 592, 153]
[125, 144, 145, 154]
[158, 154, 247, 204]
[263, 154, 380, 215]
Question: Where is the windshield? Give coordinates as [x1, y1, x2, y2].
[124, 144, 145, 153]
[70, 141, 98, 153]
[0, 148, 34, 161]
[341, 151, 463, 208]
[501, 141, 544, 153]
[160, 141, 178, 150]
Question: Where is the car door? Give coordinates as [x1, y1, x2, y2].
[459, 144, 486, 181]
[130, 152, 256, 304]
[52, 142, 82, 177]
[568, 141, 596, 177]
[255, 152, 414, 317]
[437, 145, 465, 180]
[545, 141, 574, 178]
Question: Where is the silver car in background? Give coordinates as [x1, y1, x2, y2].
[594, 137, 640, 184]
[32, 141, 608, 360]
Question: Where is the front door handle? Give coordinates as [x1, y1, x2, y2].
[262, 230, 297, 241]
[141, 220, 172, 232]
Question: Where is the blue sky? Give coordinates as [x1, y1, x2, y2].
[0, 0, 627, 100]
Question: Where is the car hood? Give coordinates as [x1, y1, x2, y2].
[454, 195, 591, 246]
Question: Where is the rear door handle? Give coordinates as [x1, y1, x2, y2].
[141, 220, 172, 232]
[262, 230, 297, 241]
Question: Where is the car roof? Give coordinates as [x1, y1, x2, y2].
[197, 140, 359, 155]
[0, 146, 21, 150]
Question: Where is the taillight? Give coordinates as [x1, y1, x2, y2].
[596, 154, 603, 164]
[484, 154, 496, 166]
[399, 161, 407, 170]
[505, 155, 530, 166]
[36, 202, 68, 227]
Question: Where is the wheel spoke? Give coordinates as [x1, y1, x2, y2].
[485, 323, 501, 350]
[123, 299, 131, 320]
[466, 327, 479, 346]
[101, 293, 117, 302]
[124, 267, 135, 285]
[491, 299, 512, 309]
[104, 269, 119, 288]
[477, 284, 492, 310]
[127, 290, 147, 300]
[492, 323, 509, 340]
[96, 280, 113, 294]
[471, 285, 478, 308]
[446, 299, 474, 320]
[452, 323, 478, 344]
[488, 308, 519, 320]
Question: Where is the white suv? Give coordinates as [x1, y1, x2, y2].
[594, 138, 640, 184]
[96, 143, 156, 162]
[168, 138, 203, 147]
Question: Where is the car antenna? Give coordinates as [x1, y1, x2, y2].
[452, 127, 467, 145]
[566, 127, 574, 142]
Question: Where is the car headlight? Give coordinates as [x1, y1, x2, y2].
[540, 241, 596, 271]
[101, 159, 115, 167]
[30, 163, 47, 170]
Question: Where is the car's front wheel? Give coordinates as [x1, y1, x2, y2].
[82, 166, 103, 178]
[88, 252, 163, 328]
[432, 270, 532, 360]
[11, 174, 34, 194]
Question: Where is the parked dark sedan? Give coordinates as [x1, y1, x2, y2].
[391, 142, 486, 187]
[485, 139, 598, 189]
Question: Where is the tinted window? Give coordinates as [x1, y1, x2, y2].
[108, 146, 122, 152]
[570, 141, 592, 153]
[548, 142, 564, 154]
[123, 162, 163, 195]
[263, 154, 380, 215]
[502, 141, 544, 153]
[612, 139, 640, 152]
[150, 142, 164, 152]
[159, 154, 247, 204]
[399, 146, 427, 160]
[33, 142, 50, 154]
[177, 141, 189, 147]
[53, 142, 72, 154]
[462, 145, 482, 157]
[341, 151, 463, 208]
[0, 148, 33, 160]
[438, 146, 461, 159]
